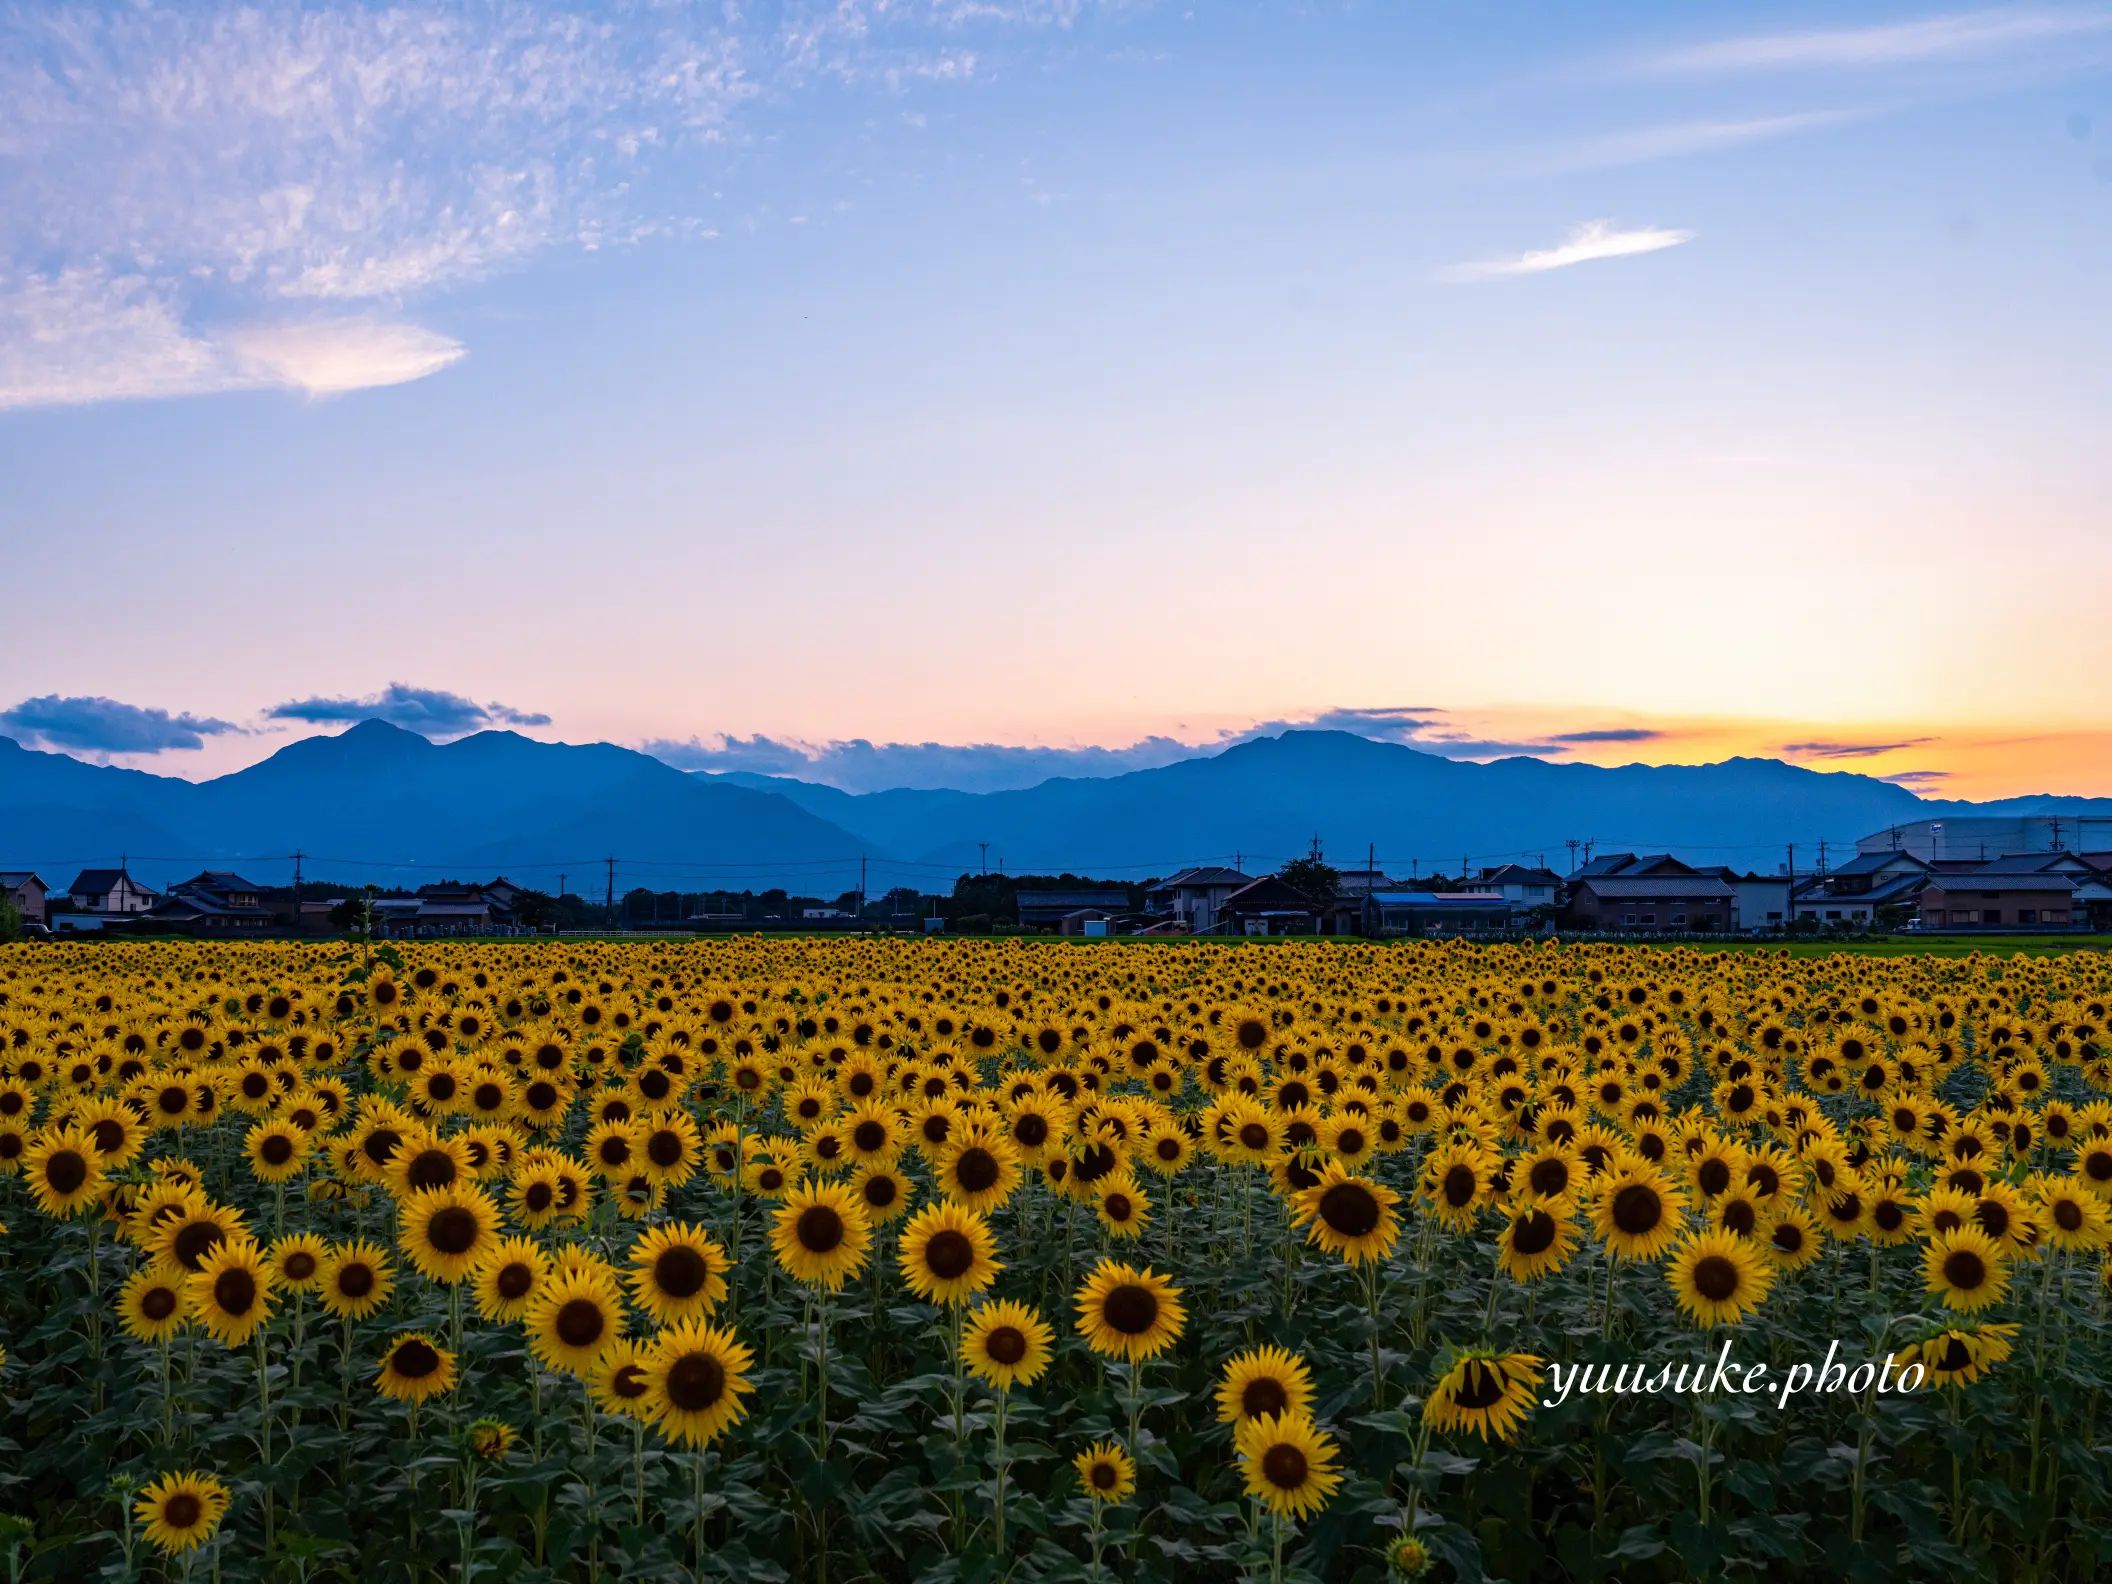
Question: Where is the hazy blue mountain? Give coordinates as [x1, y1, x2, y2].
[708, 731, 2112, 877]
[0, 720, 877, 890]
[13, 723, 2112, 897]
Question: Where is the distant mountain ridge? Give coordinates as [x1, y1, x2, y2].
[702, 731, 2112, 875]
[0, 720, 876, 890]
[8, 722, 2112, 893]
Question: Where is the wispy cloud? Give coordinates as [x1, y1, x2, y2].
[0, 694, 242, 755]
[1646, 7, 2112, 73]
[266, 683, 549, 740]
[1551, 728, 1665, 744]
[0, 269, 464, 408]
[1783, 739, 1935, 759]
[1881, 769, 1952, 788]
[0, 2, 1106, 412]
[1442, 220, 1694, 283]
[1523, 111, 1862, 176]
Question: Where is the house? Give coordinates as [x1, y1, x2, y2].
[1790, 851, 1931, 928]
[1369, 891, 1512, 935]
[1967, 852, 2112, 928]
[142, 872, 274, 936]
[66, 867, 157, 914]
[1477, 864, 1565, 913]
[1144, 868, 1252, 933]
[1918, 873, 2080, 930]
[1565, 874, 1735, 932]
[1, 872, 49, 928]
[1216, 876, 1329, 935]
[1015, 889, 1132, 929]
[1725, 872, 1791, 932]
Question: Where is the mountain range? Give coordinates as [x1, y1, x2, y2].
[8, 720, 2112, 895]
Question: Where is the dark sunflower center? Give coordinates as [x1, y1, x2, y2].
[92, 1119, 127, 1153]
[1091, 1461, 1120, 1490]
[1442, 1165, 1477, 1207]
[985, 1325, 1028, 1365]
[393, 1339, 442, 1378]
[1938, 1337, 1972, 1372]
[1239, 1123, 1271, 1151]
[142, 1286, 179, 1320]
[363, 1127, 403, 1166]
[1319, 1182, 1381, 1238]
[954, 1148, 999, 1192]
[1611, 1184, 1663, 1235]
[1261, 1444, 1309, 1490]
[1527, 1158, 1569, 1197]
[46, 1149, 89, 1195]
[1454, 1361, 1506, 1411]
[1241, 1378, 1289, 1419]
[1722, 1200, 1757, 1236]
[2056, 1200, 2084, 1231]
[1014, 1114, 1049, 1147]
[173, 1221, 225, 1270]
[282, 1251, 317, 1282]
[611, 1362, 649, 1399]
[924, 1228, 975, 1280]
[798, 1205, 845, 1253]
[525, 1182, 555, 1212]
[654, 1245, 710, 1297]
[407, 1150, 455, 1189]
[862, 1175, 898, 1209]
[852, 1119, 887, 1152]
[429, 1206, 480, 1254]
[647, 1130, 684, 1167]
[1943, 1250, 1987, 1291]
[1102, 1282, 1158, 1335]
[555, 1297, 607, 1349]
[1691, 1255, 1740, 1302]
[164, 1493, 203, 1529]
[214, 1267, 258, 1315]
[1236, 1019, 1267, 1050]
[1697, 1160, 1731, 1196]
[337, 1263, 376, 1298]
[1337, 1129, 1367, 1156]
[666, 1352, 727, 1412]
[260, 1134, 295, 1166]
[1510, 1211, 1558, 1256]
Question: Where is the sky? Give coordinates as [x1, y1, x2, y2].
[2, 1, 2110, 801]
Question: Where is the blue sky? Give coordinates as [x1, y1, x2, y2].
[3, 2, 2111, 797]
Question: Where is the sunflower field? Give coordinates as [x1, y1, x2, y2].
[1, 937, 2109, 1583]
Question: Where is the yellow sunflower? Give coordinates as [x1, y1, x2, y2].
[1591, 1165, 1687, 1262]
[1074, 1440, 1136, 1503]
[1421, 1349, 1543, 1443]
[376, 1331, 458, 1402]
[626, 1222, 731, 1325]
[770, 1179, 872, 1292]
[590, 1338, 655, 1419]
[899, 1201, 1003, 1306]
[398, 1183, 501, 1285]
[1913, 1322, 2017, 1387]
[1215, 1345, 1315, 1427]
[133, 1471, 231, 1555]
[1667, 1229, 1774, 1327]
[470, 1236, 549, 1324]
[1073, 1258, 1185, 1362]
[186, 1237, 277, 1348]
[116, 1262, 191, 1343]
[640, 1318, 757, 1447]
[318, 1240, 396, 1321]
[268, 1232, 329, 1293]
[1924, 1227, 2010, 1313]
[935, 1130, 1022, 1212]
[1235, 1412, 1343, 1520]
[24, 1124, 106, 1218]
[961, 1300, 1055, 1390]
[525, 1265, 624, 1375]
[1291, 1164, 1402, 1266]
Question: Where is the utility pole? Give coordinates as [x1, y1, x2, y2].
[979, 843, 989, 876]
[1786, 844, 1796, 931]
[292, 849, 303, 902]
[605, 856, 616, 928]
[1817, 840, 1829, 879]
[1309, 833, 1324, 863]
[1566, 838, 1579, 876]
[859, 853, 867, 921]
